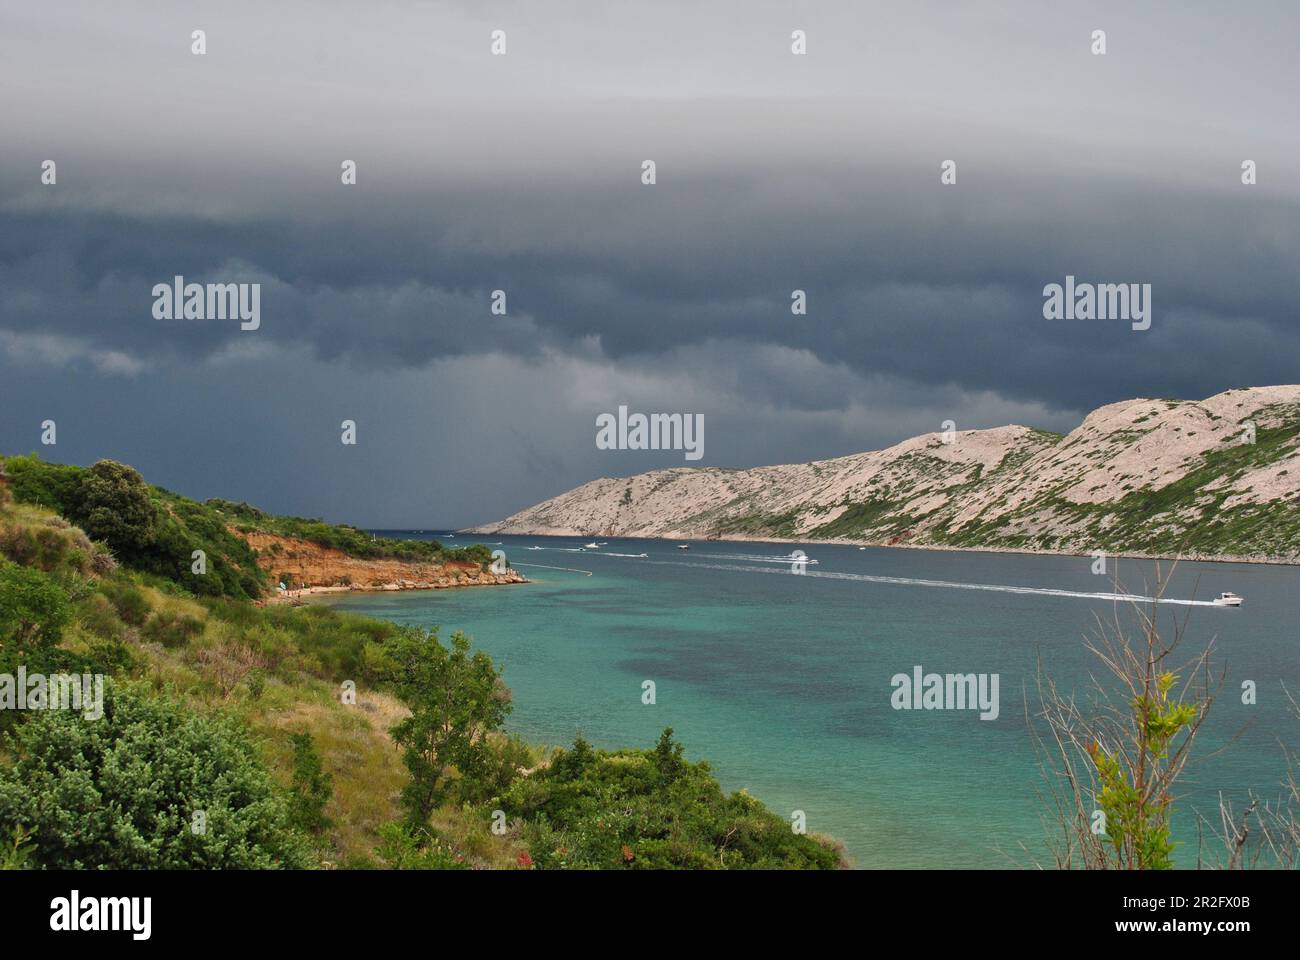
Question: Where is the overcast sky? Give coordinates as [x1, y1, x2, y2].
[2, 1, 1297, 527]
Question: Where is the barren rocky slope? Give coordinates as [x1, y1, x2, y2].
[243, 530, 526, 598]
[472, 386, 1300, 562]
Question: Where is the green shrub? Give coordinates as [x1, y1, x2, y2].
[287, 732, 333, 836]
[374, 822, 468, 870]
[99, 580, 151, 627]
[0, 683, 311, 869]
[0, 521, 98, 579]
[141, 609, 205, 648]
[499, 729, 843, 870]
[0, 561, 70, 672]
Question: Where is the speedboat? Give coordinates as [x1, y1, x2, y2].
[677, 544, 690, 550]
[584, 542, 600, 549]
[1213, 592, 1243, 607]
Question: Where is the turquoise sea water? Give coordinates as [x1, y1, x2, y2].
[318, 535, 1298, 868]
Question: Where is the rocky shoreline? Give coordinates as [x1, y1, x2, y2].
[261, 569, 528, 605]
[240, 529, 529, 604]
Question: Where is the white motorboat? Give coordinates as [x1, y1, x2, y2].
[584, 542, 600, 549]
[677, 544, 690, 550]
[1213, 592, 1243, 607]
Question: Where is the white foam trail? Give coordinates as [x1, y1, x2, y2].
[694, 552, 819, 564]
[642, 559, 1221, 607]
[512, 562, 593, 576]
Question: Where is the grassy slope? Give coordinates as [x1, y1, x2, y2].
[0, 492, 540, 866]
[0, 462, 844, 870]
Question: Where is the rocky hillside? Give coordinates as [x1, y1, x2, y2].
[244, 530, 525, 599]
[473, 386, 1300, 562]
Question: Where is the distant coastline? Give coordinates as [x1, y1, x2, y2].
[468, 386, 1300, 567]
[459, 528, 1298, 568]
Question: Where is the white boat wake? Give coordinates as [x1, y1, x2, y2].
[694, 552, 820, 564]
[512, 562, 593, 576]
[641, 559, 1223, 607]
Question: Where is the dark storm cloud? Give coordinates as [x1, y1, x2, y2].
[2, 0, 1298, 524]
[4, 161, 1298, 413]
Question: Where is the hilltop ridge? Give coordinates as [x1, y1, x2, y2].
[472, 386, 1300, 563]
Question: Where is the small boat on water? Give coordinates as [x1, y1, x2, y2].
[677, 544, 690, 550]
[1214, 592, 1243, 607]
[526, 546, 543, 551]
[584, 542, 600, 549]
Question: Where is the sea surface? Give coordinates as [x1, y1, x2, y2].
[317, 534, 1298, 868]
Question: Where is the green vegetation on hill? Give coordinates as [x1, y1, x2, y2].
[0, 684, 311, 869]
[1037, 408, 1300, 558]
[4, 455, 265, 600]
[1, 456, 492, 602]
[208, 499, 491, 567]
[501, 729, 843, 869]
[0, 457, 844, 870]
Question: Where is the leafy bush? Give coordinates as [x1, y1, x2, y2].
[0, 561, 70, 672]
[0, 683, 311, 869]
[374, 822, 468, 870]
[499, 729, 843, 870]
[0, 515, 100, 579]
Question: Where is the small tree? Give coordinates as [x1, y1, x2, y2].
[287, 732, 333, 835]
[75, 460, 158, 557]
[1034, 568, 1218, 869]
[653, 727, 686, 784]
[378, 627, 511, 825]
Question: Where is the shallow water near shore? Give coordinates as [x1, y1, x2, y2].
[317, 535, 1299, 868]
